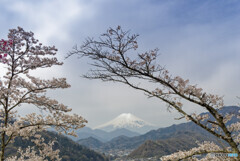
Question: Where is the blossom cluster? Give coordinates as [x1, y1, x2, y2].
[6, 135, 61, 161]
[0, 39, 12, 63]
[160, 141, 224, 161]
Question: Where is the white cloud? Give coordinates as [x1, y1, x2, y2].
[5, 0, 95, 44]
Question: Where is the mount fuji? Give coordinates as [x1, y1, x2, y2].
[94, 113, 156, 134]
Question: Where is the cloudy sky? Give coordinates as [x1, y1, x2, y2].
[1, 0, 240, 128]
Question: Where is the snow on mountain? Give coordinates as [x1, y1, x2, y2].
[94, 113, 156, 134]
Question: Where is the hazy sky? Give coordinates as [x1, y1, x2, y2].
[1, 0, 240, 128]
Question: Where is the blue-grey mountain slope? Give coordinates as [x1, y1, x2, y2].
[68, 126, 140, 142]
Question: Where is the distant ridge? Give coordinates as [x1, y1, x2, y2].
[67, 126, 140, 142]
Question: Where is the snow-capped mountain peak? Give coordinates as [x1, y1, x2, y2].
[94, 113, 156, 134]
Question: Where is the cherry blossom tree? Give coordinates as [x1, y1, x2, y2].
[0, 27, 87, 161]
[67, 26, 240, 160]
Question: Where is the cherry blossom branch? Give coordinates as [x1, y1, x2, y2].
[68, 26, 240, 158]
[160, 141, 230, 161]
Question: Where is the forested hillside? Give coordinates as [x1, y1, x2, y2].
[5, 131, 108, 161]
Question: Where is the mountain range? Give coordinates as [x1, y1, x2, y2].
[128, 131, 214, 158]
[66, 113, 157, 142]
[78, 106, 240, 159]
[128, 106, 240, 159]
[67, 126, 140, 142]
[78, 122, 215, 154]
